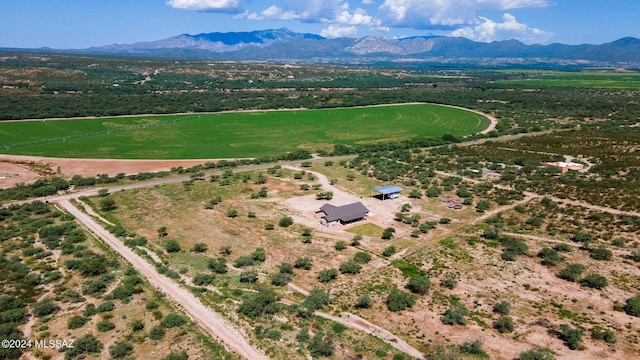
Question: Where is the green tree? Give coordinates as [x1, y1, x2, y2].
[559, 324, 584, 350]
[406, 276, 432, 295]
[353, 251, 372, 264]
[294, 257, 313, 270]
[580, 273, 608, 289]
[518, 347, 556, 360]
[386, 288, 416, 312]
[164, 239, 181, 253]
[190, 242, 208, 253]
[354, 295, 372, 309]
[442, 305, 469, 325]
[382, 245, 397, 257]
[109, 341, 133, 359]
[494, 316, 514, 333]
[559, 263, 585, 282]
[99, 197, 117, 211]
[339, 260, 362, 274]
[493, 301, 511, 315]
[623, 294, 640, 317]
[316, 269, 337, 282]
[279, 216, 294, 228]
[382, 227, 396, 240]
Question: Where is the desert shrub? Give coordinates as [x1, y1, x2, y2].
[386, 288, 416, 312]
[270, 272, 292, 286]
[440, 272, 460, 289]
[279, 216, 293, 228]
[279, 262, 294, 274]
[591, 327, 616, 344]
[65, 334, 102, 358]
[162, 313, 186, 328]
[67, 315, 89, 330]
[580, 273, 608, 289]
[538, 248, 563, 266]
[353, 251, 372, 264]
[442, 305, 469, 325]
[264, 223, 275, 230]
[97, 319, 115, 332]
[559, 324, 583, 350]
[296, 328, 310, 343]
[354, 295, 372, 309]
[334, 241, 347, 251]
[294, 257, 313, 270]
[339, 260, 362, 274]
[623, 295, 640, 317]
[237, 288, 280, 319]
[518, 347, 556, 360]
[460, 339, 485, 356]
[193, 273, 215, 286]
[164, 239, 181, 253]
[494, 316, 514, 333]
[208, 257, 228, 274]
[308, 332, 334, 357]
[589, 246, 613, 261]
[406, 276, 432, 295]
[82, 279, 108, 295]
[191, 242, 208, 253]
[234, 256, 254, 268]
[149, 325, 165, 340]
[553, 243, 572, 252]
[350, 234, 362, 246]
[493, 301, 511, 315]
[239, 270, 258, 283]
[130, 319, 145, 331]
[382, 227, 396, 240]
[559, 263, 585, 282]
[31, 298, 58, 317]
[109, 341, 133, 359]
[251, 247, 266, 262]
[302, 288, 331, 311]
[96, 301, 115, 313]
[382, 245, 397, 257]
[317, 269, 339, 282]
[162, 351, 188, 360]
[83, 304, 97, 317]
[482, 226, 500, 239]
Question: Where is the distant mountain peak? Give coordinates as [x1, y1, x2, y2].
[85, 30, 640, 66]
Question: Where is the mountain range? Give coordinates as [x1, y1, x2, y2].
[73, 28, 640, 66]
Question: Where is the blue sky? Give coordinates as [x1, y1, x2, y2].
[1, 0, 638, 48]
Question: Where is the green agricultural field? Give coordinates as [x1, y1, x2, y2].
[498, 70, 640, 88]
[0, 103, 489, 159]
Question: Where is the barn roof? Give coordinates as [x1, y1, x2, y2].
[320, 202, 369, 223]
[373, 185, 403, 195]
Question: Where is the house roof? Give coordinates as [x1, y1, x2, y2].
[320, 202, 369, 223]
[373, 185, 403, 195]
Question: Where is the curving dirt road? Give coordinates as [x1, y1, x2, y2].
[56, 199, 268, 360]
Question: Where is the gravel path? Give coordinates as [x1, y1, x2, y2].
[56, 199, 267, 360]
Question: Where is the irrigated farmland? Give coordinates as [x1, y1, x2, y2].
[0, 103, 490, 159]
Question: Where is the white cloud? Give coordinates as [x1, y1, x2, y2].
[166, 0, 241, 12]
[243, 1, 373, 26]
[321, 25, 358, 38]
[377, 0, 549, 29]
[451, 13, 553, 43]
[361, 0, 376, 4]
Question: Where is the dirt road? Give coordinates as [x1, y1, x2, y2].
[56, 199, 267, 360]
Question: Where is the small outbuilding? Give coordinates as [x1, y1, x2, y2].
[544, 161, 584, 174]
[372, 185, 403, 200]
[318, 202, 369, 225]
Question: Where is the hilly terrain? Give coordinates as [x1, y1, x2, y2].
[79, 28, 640, 66]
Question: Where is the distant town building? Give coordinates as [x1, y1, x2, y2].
[544, 161, 584, 173]
[318, 202, 369, 225]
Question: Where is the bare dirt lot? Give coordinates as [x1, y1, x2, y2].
[0, 154, 217, 187]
